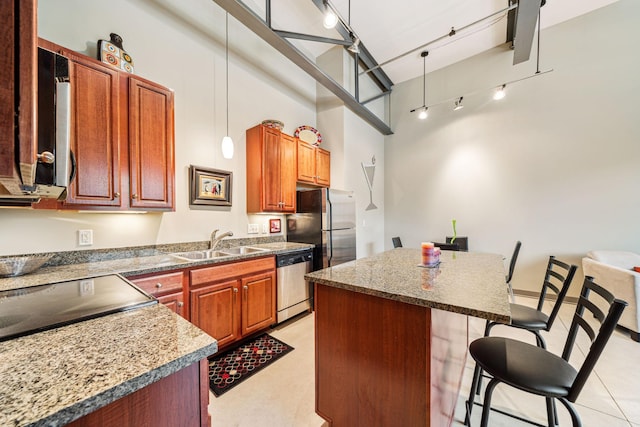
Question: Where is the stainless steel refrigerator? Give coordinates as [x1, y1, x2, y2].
[286, 188, 356, 271]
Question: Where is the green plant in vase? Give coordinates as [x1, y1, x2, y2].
[450, 219, 457, 244]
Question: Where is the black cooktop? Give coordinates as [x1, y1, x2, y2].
[0, 274, 157, 342]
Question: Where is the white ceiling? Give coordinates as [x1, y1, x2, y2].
[244, 0, 619, 85]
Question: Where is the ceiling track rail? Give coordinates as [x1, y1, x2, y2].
[211, 0, 393, 135]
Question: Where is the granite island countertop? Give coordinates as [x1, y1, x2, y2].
[305, 248, 511, 322]
[0, 304, 217, 427]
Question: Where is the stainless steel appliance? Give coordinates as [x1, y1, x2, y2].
[286, 188, 356, 271]
[276, 249, 313, 324]
[0, 274, 157, 342]
[0, 47, 72, 205]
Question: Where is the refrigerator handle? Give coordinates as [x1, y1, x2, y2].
[327, 192, 333, 267]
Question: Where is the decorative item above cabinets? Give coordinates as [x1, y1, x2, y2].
[35, 39, 175, 212]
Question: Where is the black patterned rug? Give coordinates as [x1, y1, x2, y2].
[208, 333, 294, 396]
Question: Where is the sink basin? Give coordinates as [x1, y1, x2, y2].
[219, 246, 269, 255]
[170, 250, 232, 261]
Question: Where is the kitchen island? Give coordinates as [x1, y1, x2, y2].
[305, 248, 511, 427]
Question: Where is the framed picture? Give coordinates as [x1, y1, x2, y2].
[189, 166, 232, 206]
[269, 218, 281, 233]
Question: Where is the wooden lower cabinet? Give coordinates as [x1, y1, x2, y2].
[67, 359, 210, 427]
[129, 270, 187, 319]
[190, 257, 276, 350]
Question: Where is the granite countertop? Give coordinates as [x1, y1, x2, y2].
[305, 248, 511, 322]
[0, 240, 311, 426]
[0, 241, 313, 292]
[0, 304, 217, 427]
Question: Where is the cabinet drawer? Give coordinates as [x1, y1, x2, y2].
[190, 257, 275, 287]
[130, 271, 184, 296]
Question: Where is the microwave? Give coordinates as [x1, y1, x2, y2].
[33, 47, 73, 200]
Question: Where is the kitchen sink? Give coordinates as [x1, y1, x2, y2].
[219, 246, 269, 255]
[170, 250, 232, 261]
[169, 246, 268, 261]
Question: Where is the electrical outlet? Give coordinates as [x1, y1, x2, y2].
[262, 223, 268, 234]
[247, 223, 259, 234]
[78, 229, 93, 246]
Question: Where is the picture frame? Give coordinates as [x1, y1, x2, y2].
[269, 218, 281, 234]
[189, 165, 232, 207]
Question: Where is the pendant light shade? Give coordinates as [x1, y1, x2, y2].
[221, 136, 234, 159]
[493, 84, 506, 100]
[221, 12, 234, 159]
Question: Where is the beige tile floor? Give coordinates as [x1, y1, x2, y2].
[209, 296, 640, 426]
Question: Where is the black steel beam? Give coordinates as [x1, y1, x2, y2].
[212, 0, 393, 135]
[273, 30, 351, 46]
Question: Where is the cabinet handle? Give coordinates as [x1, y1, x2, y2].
[155, 283, 163, 288]
[114, 192, 120, 198]
[243, 285, 248, 299]
[233, 287, 238, 302]
[131, 194, 138, 199]
[177, 301, 184, 307]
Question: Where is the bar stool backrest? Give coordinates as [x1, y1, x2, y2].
[537, 256, 578, 332]
[565, 276, 627, 401]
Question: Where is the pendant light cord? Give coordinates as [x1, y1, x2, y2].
[535, 8, 541, 74]
[225, 12, 229, 135]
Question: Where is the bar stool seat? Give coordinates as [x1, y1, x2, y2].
[509, 304, 549, 330]
[470, 336, 577, 398]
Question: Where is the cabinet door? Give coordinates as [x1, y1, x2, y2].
[128, 77, 175, 210]
[241, 271, 276, 336]
[279, 133, 297, 212]
[315, 147, 331, 187]
[296, 140, 316, 184]
[262, 127, 282, 211]
[157, 292, 185, 318]
[64, 56, 121, 206]
[190, 280, 240, 349]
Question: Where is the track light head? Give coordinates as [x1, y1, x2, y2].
[323, 6, 338, 29]
[493, 85, 506, 100]
[347, 34, 360, 54]
[418, 107, 428, 120]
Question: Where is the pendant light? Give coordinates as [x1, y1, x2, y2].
[453, 96, 464, 111]
[409, 51, 429, 120]
[221, 12, 234, 159]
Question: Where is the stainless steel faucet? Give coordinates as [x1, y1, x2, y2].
[210, 229, 233, 250]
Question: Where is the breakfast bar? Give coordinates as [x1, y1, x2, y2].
[305, 248, 511, 426]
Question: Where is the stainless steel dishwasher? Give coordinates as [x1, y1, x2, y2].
[276, 249, 313, 324]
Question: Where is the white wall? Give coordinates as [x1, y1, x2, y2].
[385, 0, 640, 296]
[317, 47, 386, 259]
[0, 0, 318, 255]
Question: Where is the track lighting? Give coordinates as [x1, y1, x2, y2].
[409, 51, 430, 120]
[323, 4, 338, 29]
[454, 97, 464, 111]
[493, 84, 506, 100]
[347, 34, 360, 54]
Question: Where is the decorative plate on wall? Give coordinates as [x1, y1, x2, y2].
[98, 33, 134, 74]
[294, 125, 322, 145]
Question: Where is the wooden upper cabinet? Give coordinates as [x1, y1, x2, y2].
[296, 140, 330, 187]
[246, 125, 296, 213]
[64, 54, 121, 206]
[315, 147, 331, 187]
[128, 77, 175, 209]
[34, 39, 175, 211]
[279, 133, 297, 211]
[0, 0, 37, 194]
